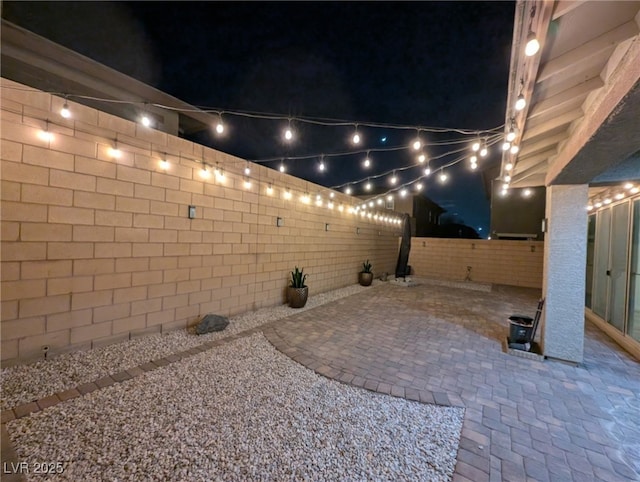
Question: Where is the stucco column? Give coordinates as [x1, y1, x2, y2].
[541, 184, 589, 363]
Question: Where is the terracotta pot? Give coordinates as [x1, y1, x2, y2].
[287, 286, 308, 308]
[358, 272, 373, 286]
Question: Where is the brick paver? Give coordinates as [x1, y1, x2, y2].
[263, 281, 640, 481]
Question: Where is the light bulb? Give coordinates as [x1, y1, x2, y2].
[416, 182, 423, 191]
[525, 32, 540, 56]
[604, 198, 612, 204]
[502, 142, 511, 151]
[329, 192, 335, 198]
[365, 181, 372, 191]
[615, 192, 624, 200]
[284, 128, 293, 141]
[624, 182, 633, 190]
[424, 167, 431, 176]
[595, 201, 602, 208]
[587, 205, 594, 211]
[352, 132, 361, 144]
[480, 146, 488, 157]
[510, 145, 519, 155]
[159, 159, 170, 170]
[345, 186, 352, 195]
[439, 172, 448, 183]
[631, 187, 639, 194]
[38, 130, 54, 142]
[318, 161, 326, 172]
[500, 188, 508, 197]
[328, 202, 334, 209]
[387, 194, 393, 202]
[505, 162, 513, 171]
[412, 140, 421, 151]
[60, 102, 71, 119]
[523, 189, 532, 197]
[266, 184, 274, 195]
[400, 189, 408, 197]
[471, 162, 478, 170]
[504, 175, 512, 183]
[368, 201, 374, 208]
[338, 204, 344, 212]
[503, 183, 509, 190]
[279, 164, 286, 173]
[472, 141, 480, 152]
[200, 167, 210, 179]
[108, 147, 121, 158]
[506, 128, 516, 142]
[141, 115, 151, 127]
[316, 198, 323, 207]
[284, 189, 292, 200]
[390, 174, 397, 185]
[470, 155, 477, 163]
[418, 154, 426, 163]
[215, 121, 224, 134]
[363, 157, 371, 168]
[244, 165, 251, 175]
[215, 168, 226, 182]
[515, 94, 526, 111]
[377, 198, 383, 205]
[243, 178, 252, 189]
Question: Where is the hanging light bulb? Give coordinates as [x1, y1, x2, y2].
[318, 159, 326, 172]
[200, 165, 210, 179]
[377, 198, 384, 205]
[480, 142, 488, 157]
[472, 140, 481, 152]
[338, 203, 344, 212]
[284, 120, 294, 141]
[352, 125, 361, 144]
[439, 171, 448, 183]
[363, 152, 371, 168]
[215, 114, 225, 134]
[515, 94, 526, 111]
[424, 166, 431, 176]
[525, 32, 540, 56]
[368, 201, 374, 208]
[60, 100, 71, 119]
[470, 155, 478, 164]
[329, 192, 335, 199]
[279, 162, 286, 173]
[284, 189, 292, 200]
[594, 201, 603, 208]
[386, 194, 393, 202]
[141, 114, 152, 128]
[266, 184, 274, 195]
[586, 204, 594, 211]
[244, 163, 251, 176]
[510, 145, 519, 155]
[615, 192, 624, 200]
[328, 201, 334, 209]
[505, 162, 513, 171]
[504, 174, 512, 183]
[243, 178, 252, 189]
[345, 186, 352, 195]
[418, 153, 426, 163]
[416, 182, 423, 191]
[159, 158, 170, 170]
[502, 141, 511, 151]
[506, 126, 517, 142]
[390, 171, 398, 185]
[365, 179, 372, 191]
[108, 139, 121, 158]
[471, 162, 478, 170]
[624, 182, 634, 190]
[400, 189, 408, 197]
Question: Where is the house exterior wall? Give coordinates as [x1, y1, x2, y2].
[408, 237, 544, 288]
[0, 79, 400, 364]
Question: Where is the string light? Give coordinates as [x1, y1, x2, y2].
[284, 188, 292, 200]
[141, 113, 152, 128]
[60, 99, 71, 119]
[159, 155, 170, 170]
[415, 182, 423, 191]
[363, 152, 371, 168]
[365, 179, 372, 191]
[390, 171, 398, 185]
[505, 162, 513, 171]
[525, 6, 540, 56]
[345, 186, 352, 195]
[266, 183, 274, 195]
[199, 163, 210, 179]
[318, 157, 326, 172]
[387, 194, 393, 202]
[417, 153, 426, 163]
[470, 155, 477, 163]
[377, 198, 384, 205]
[515, 94, 526, 111]
[504, 174, 511, 183]
[284, 119, 294, 141]
[424, 166, 431, 176]
[108, 139, 121, 158]
[523, 188, 532, 198]
[479, 141, 488, 157]
[352, 125, 361, 144]
[243, 178, 252, 189]
[510, 145, 519, 155]
[400, 188, 408, 197]
[472, 140, 480, 152]
[279, 162, 286, 173]
[502, 141, 511, 151]
[439, 170, 448, 183]
[215, 114, 225, 134]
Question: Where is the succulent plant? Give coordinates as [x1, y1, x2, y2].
[290, 266, 308, 288]
[361, 260, 373, 273]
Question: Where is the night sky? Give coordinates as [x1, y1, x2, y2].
[3, 1, 516, 236]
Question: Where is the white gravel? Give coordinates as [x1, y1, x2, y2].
[1, 283, 375, 410]
[7, 333, 464, 481]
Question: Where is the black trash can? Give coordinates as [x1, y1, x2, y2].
[509, 316, 533, 343]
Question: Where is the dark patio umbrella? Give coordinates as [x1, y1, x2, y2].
[395, 212, 411, 278]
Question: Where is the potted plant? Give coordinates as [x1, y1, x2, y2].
[288, 266, 308, 308]
[359, 260, 374, 286]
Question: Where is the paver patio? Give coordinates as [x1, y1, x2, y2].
[2, 280, 638, 481]
[265, 281, 640, 482]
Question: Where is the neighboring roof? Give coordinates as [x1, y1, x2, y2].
[501, 1, 640, 188]
[0, 19, 218, 136]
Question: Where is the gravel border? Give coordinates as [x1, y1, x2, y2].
[1, 282, 376, 410]
[7, 333, 464, 481]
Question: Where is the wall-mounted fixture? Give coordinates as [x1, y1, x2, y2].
[325, 223, 330, 232]
[356, 227, 361, 235]
[276, 217, 284, 227]
[188, 205, 196, 219]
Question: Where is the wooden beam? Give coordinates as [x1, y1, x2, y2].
[552, 0, 588, 20]
[529, 76, 604, 119]
[538, 21, 639, 83]
[523, 108, 583, 141]
[515, 148, 557, 172]
[519, 132, 566, 157]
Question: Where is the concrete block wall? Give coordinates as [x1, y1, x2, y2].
[408, 238, 544, 288]
[0, 79, 401, 364]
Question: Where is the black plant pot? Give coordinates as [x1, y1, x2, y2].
[358, 272, 373, 286]
[287, 286, 308, 308]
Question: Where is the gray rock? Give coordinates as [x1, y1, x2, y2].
[195, 314, 229, 334]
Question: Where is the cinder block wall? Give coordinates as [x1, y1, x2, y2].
[0, 79, 401, 363]
[408, 238, 544, 288]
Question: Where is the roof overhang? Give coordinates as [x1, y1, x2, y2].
[500, 1, 640, 189]
[0, 19, 217, 136]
